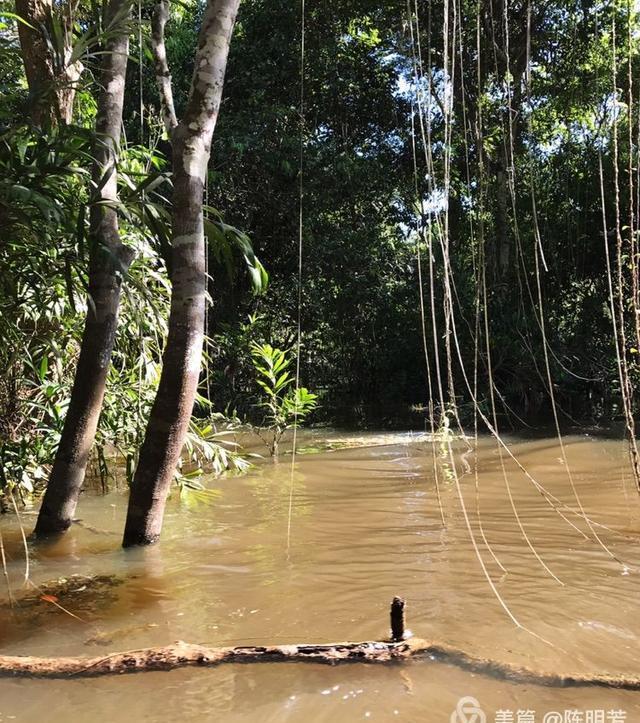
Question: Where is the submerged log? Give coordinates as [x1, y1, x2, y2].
[0, 639, 419, 677]
[2, 638, 640, 688]
[1, 599, 640, 689]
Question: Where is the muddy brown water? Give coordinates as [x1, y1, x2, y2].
[1, 432, 640, 722]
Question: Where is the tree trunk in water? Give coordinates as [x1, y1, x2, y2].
[15, 0, 82, 125]
[122, 0, 240, 547]
[34, 0, 133, 538]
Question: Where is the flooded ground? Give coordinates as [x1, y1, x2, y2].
[1, 431, 640, 722]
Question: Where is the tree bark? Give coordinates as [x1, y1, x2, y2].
[151, 0, 178, 134]
[122, 0, 240, 547]
[15, 0, 82, 125]
[34, 0, 133, 538]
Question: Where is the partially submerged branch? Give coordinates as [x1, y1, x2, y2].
[2, 637, 640, 689]
[0, 639, 422, 678]
[1, 598, 640, 689]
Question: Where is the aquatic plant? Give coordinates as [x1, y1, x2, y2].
[250, 342, 317, 457]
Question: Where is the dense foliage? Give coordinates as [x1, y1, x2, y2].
[2, 0, 640, 501]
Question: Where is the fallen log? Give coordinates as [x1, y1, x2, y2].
[3, 637, 640, 688]
[1, 598, 640, 689]
[0, 638, 426, 677]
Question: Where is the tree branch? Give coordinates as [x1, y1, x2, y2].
[1, 638, 639, 689]
[1, 598, 639, 689]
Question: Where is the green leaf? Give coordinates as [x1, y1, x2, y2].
[0, 11, 35, 29]
[39, 356, 48, 381]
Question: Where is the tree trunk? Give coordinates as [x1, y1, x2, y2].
[122, 0, 240, 547]
[151, 0, 178, 134]
[34, 0, 133, 538]
[15, 0, 82, 125]
[495, 159, 510, 275]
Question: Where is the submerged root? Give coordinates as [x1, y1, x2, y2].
[0, 574, 125, 612]
[0, 574, 128, 647]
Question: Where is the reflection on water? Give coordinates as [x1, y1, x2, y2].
[2, 432, 640, 721]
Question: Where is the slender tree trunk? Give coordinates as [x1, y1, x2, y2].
[34, 0, 133, 537]
[495, 157, 510, 275]
[15, 0, 82, 125]
[122, 0, 240, 547]
[151, 0, 178, 134]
